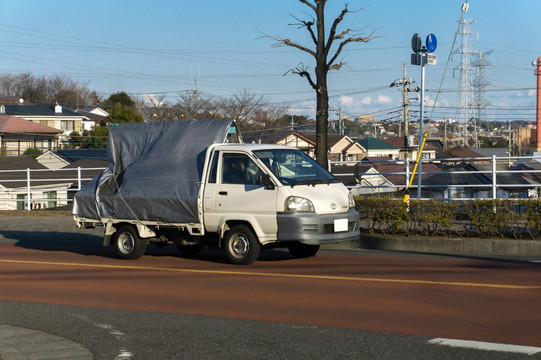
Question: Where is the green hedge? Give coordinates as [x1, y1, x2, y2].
[355, 197, 541, 239]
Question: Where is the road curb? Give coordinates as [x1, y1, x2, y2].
[323, 235, 541, 256]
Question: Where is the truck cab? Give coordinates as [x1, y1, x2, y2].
[201, 143, 360, 264]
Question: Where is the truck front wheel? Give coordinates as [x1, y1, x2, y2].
[288, 243, 320, 258]
[224, 225, 260, 265]
[114, 225, 147, 260]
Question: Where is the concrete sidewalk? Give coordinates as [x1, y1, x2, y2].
[0, 325, 92, 360]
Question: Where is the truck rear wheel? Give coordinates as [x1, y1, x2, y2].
[114, 225, 147, 260]
[224, 225, 260, 265]
[288, 243, 320, 258]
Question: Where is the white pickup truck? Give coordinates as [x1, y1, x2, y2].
[74, 120, 359, 265]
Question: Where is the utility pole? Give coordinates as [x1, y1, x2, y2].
[533, 56, 541, 152]
[390, 63, 419, 137]
[338, 107, 343, 135]
[190, 67, 200, 116]
[444, 117, 448, 151]
[192, 78, 198, 112]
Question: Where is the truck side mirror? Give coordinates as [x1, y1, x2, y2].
[258, 173, 275, 190]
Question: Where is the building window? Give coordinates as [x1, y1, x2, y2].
[16, 194, 29, 210]
[43, 191, 57, 208]
[61, 121, 74, 132]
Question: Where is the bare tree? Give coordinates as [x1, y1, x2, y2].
[216, 89, 288, 133]
[0, 73, 100, 107]
[268, 1, 375, 165]
[176, 91, 218, 120]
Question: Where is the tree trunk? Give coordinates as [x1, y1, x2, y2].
[315, 72, 328, 166]
[315, 2, 328, 166]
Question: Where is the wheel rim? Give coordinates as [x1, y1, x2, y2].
[229, 233, 249, 258]
[118, 232, 135, 254]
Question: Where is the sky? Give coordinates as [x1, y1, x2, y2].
[1, 0, 540, 125]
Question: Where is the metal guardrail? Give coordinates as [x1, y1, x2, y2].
[330, 155, 541, 200]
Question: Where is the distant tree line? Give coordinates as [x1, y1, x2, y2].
[0, 73, 100, 107]
[0, 73, 311, 149]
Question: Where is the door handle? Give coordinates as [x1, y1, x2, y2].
[218, 191, 228, 196]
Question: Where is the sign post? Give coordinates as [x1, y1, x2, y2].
[411, 33, 437, 199]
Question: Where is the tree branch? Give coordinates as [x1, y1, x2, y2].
[325, 4, 349, 56]
[327, 31, 375, 69]
[298, 0, 316, 12]
[285, 63, 317, 90]
[265, 35, 316, 58]
[289, 13, 317, 46]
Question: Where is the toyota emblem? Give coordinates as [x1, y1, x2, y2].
[330, 203, 337, 210]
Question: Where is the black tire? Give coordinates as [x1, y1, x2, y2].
[114, 225, 147, 260]
[176, 244, 204, 256]
[224, 225, 260, 265]
[288, 243, 320, 258]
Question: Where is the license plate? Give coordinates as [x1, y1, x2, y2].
[334, 218, 348, 232]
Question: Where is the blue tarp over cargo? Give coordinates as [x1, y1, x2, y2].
[73, 119, 240, 223]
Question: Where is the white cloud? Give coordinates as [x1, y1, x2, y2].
[376, 95, 392, 104]
[361, 97, 372, 105]
[339, 95, 355, 106]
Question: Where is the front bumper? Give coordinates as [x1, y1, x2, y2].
[277, 208, 360, 245]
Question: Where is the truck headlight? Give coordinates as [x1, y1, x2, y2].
[348, 192, 356, 209]
[285, 196, 314, 212]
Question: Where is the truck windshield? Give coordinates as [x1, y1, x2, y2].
[253, 149, 339, 186]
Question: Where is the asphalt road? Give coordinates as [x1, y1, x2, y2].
[0, 215, 540, 359]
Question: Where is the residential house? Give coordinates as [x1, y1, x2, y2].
[0, 115, 62, 155]
[75, 107, 109, 131]
[0, 102, 87, 138]
[382, 136, 438, 160]
[474, 148, 509, 158]
[354, 137, 401, 159]
[438, 146, 485, 162]
[512, 156, 541, 198]
[37, 149, 108, 169]
[332, 158, 441, 196]
[274, 132, 316, 157]
[0, 156, 72, 210]
[274, 132, 365, 161]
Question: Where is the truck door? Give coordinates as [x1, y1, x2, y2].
[203, 151, 277, 242]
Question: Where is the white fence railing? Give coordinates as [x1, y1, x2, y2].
[330, 155, 541, 201]
[0, 167, 106, 211]
[2, 154, 541, 211]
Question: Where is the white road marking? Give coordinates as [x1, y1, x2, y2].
[428, 338, 541, 355]
[72, 314, 134, 359]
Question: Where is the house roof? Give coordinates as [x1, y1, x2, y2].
[65, 158, 109, 169]
[0, 156, 71, 188]
[348, 159, 441, 187]
[439, 146, 484, 159]
[467, 163, 533, 187]
[0, 115, 62, 134]
[55, 149, 109, 162]
[355, 137, 400, 150]
[75, 109, 107, 123]
[383, 136, 438, 151]
[1, 103, 82, 117]
[473, 148, 509, 158]
[303, 134, 349, 148]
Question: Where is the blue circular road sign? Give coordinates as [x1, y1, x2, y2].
[426, 33, 437, 53]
